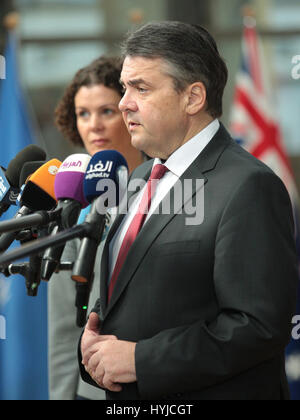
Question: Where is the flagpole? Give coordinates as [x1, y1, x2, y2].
[241, 5, 257, 28]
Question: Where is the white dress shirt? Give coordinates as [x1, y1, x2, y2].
[108, 119, 220, 282]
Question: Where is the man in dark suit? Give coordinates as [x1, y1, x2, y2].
[78, 21, 298, 400]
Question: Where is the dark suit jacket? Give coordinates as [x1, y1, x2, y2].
[79, 124, 298, 400]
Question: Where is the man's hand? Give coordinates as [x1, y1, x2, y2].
[81, 312, 137, 393]
[81, 312, 117, 363]
[83, 340, 137, 392]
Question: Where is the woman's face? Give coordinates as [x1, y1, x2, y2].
[74, 84, 132, 158]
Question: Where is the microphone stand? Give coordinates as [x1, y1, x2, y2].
[0, 224, 53, 296]
[0, 209, 61, 235]
[5, 261, 75, 295]
[0, 202, 107, 311]
[0, 224, 90, 266]
[7, 254, 43, 296]
[72, 201, 107, 327]
[40, 200, 82, 281]
[0, 223, 92, 298]
[0, 206, 33, 253]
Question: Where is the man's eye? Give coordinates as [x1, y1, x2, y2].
[138, 87, 147, 93]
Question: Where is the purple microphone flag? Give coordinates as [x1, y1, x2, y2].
[54, 154, 91, 208]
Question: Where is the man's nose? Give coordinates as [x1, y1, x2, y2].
[119, 91, 138, 113]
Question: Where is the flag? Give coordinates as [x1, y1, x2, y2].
[0, 31, 48, 400]
[230, 17, 300, 400]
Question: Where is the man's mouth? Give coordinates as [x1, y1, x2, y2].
[128, 122, 141, 131]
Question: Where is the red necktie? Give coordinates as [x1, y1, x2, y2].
[108, 164, 168, 302]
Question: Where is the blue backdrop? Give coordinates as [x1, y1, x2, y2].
[0, 31, 48, 400]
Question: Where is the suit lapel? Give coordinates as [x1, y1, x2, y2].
[101, 124, 233, 318]
[99, 163, 153, 316]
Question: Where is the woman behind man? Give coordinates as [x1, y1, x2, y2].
[48, 56, 144, 400]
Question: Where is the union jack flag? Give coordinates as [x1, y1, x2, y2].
[229, 17, 300, 400]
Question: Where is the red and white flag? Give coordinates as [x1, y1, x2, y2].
[229, 17, 298, 204]
[229, 15, 300, 399]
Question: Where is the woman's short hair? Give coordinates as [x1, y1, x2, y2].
[121, 21, 228, 119]
[55, 56, 123, 146]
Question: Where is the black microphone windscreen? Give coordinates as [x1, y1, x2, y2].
[19, 161, 46, 188]
[6, 145, 46, 187]
[21, 181, 56, 211]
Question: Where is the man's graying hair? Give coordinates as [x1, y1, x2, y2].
[121, 21, 228, 118]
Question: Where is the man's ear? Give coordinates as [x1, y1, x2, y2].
[186, 82, 207, 115]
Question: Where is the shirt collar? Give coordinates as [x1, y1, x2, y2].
[154, 119, 220, 177]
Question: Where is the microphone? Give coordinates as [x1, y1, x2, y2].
[0, 159, 61, 253]
[17, 161, 46, 207]
[20, 159, 61, 211]
[0, 151, 128, 303]
[19, 161, 47, 188]
[0, 145, 46, 217]
[40, 153, 92, 281]
[0, 167, 19, 216]
[0, 157, 61, 296]
[72, 150, 128, 327]
[54, 153, 91, 212]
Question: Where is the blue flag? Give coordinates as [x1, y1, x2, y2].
[0, 32, 48, 400]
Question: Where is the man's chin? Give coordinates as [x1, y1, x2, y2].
[131, 137, 161, 159]
[131, 136, 145, 152]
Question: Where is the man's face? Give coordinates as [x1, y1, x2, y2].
[119, 56, 190, 160]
